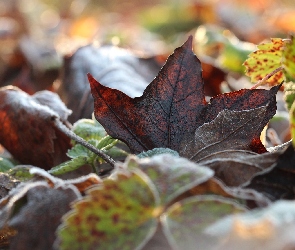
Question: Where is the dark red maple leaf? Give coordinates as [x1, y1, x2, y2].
[89, 36, 280, 154]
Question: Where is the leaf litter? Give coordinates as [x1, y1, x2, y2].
[0, 34, 294, 250]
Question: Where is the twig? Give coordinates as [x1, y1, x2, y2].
[52, 117, 116, 168]
[251, 66, 283, 89]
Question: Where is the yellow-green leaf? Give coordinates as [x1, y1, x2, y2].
[57, 168, 159, 250]
[244, 38, 285, 85]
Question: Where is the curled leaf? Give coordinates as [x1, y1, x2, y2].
[0, 86, 71, 169]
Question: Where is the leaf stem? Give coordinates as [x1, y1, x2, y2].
[53, 117, 116, 169]
[251, 66, 283, 89]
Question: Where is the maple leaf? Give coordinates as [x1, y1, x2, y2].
[180, 106, 273, 161]
[89, 36, 280, 155]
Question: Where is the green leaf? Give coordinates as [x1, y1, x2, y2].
[7, 165, 34, 181]
[97, 135, 118, 151]
[137, 148, 179, 158]
[107, 147, 128, 158]
[125, 154, 213, 206]
[161, 195, 246, 250]
[282, 36, 295, 81]
[72, 119, 106, 143]
[0, 157, 15, 172]
[284, 81, 295, 110]
[48, 156, 88, 175]
[66, 143, 93, 159]
[57, 168, 159, 250]
[243, 38, 285, 85]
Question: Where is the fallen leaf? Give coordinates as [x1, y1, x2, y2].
[57, 45, 161, 122]
[161, 195, 246, 250]
[57, 168, 159, 250]
[31, 90, 72, 121]
[124, 154, 214, 206]
[0, 86, 71, 169]
[199, 150, 280, 187]
[243, 144, 295, 201]
[176, 177, 270, 209]
[90, 36, 280, 154]
[243, 38, 284, 85]
[180, 106, 276, 161]
[8, 185, 79, 250]
[0, 168, 82, 250]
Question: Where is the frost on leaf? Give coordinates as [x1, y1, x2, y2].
[243, 38, 284, 85]
[124, 154, 214, 206]
[0, 86, 71, 169]
[0, 174, 80, 250]
[180, 106, 275, 161]
[57, 169, 159, 250]
[90, 36, 280, 155]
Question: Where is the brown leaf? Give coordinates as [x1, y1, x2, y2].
[89, 36, 280, 154]
[0, 86, 71, 169]
[180, 106, 280, 165]
[6, 183, 79, 250]
[0, 168, 86, 249]
[57, 45, 161, 123]
[243, 144, 295, 201]
[200, 150, 280, 187]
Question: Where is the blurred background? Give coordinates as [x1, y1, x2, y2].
[1, 0, 295, 92]
[0, 0, 295, 85]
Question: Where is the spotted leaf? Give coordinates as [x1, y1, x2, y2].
[243, 38, 284, 85]
[57, 169, 159, 250]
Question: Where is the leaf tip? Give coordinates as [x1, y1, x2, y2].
[87, 73, 95, 86]
[184, 35, 194, 50]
